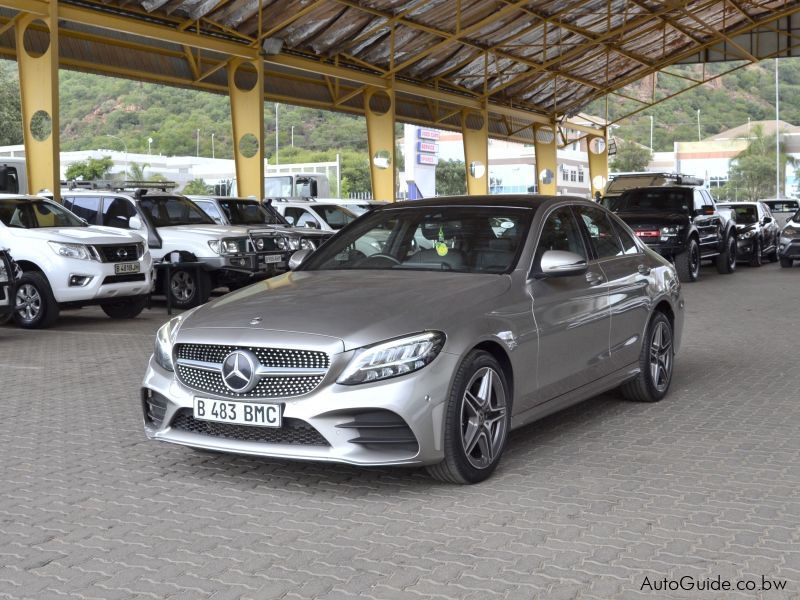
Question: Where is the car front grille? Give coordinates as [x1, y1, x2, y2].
[174, 343, 329, 399]
[95, 243, 144, 263]
[170, 409, 329, 446]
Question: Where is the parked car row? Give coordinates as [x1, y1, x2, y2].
[0, 186, 371, 328]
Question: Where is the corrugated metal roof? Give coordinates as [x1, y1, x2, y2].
[1, 1, 800, 139]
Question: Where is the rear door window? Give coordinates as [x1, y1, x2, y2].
[64, 196, 101, 223]
[576, 205, 623, 259]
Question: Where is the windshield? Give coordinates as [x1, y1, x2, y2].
[301, 206, 532, 274]
[609, 189, 691, 213]
[264, 176, 293, 197]
[313, 205, 358, 230]
[219, 200, 287, 225]
[0, 198, 86, 228]
[719, 204, 757, 224]
[138, 196, 215, 227]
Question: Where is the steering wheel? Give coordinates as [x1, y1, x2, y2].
[369, 253, 401, 264]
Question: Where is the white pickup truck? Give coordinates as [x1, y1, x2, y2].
[0, 194, 154, 328]
[60, 187, 298, 308]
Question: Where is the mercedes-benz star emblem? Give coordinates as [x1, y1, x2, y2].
[220, 350, 259, 393]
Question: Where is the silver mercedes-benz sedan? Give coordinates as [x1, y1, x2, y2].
[142, 196, 684, 483]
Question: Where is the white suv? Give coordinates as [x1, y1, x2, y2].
[60, 187, 297, 308]
[0, 194, 154, 328]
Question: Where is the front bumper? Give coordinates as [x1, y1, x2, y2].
[736, 236, 758, 259]
[53, 253, 154, 303]
[638, 240, 684, 258]
[141, 351, 459, 466]
[202, 252, 291, 277]
[778, 239, 800, 260]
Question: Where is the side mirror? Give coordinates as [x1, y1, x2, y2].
[128, 216, 144, 230]
[701, 205, 715, 216]
[536, 250, 587, 278]
[763, 217, 773, 224]
[288, 248, 312, 270]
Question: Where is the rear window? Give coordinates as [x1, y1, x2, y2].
[718, 204, 757, 224]
[608, 189, 691, 213]
[764, 200, 799, 212]
[138, 195, 215, 227]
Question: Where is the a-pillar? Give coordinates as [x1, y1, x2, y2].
[228, 58, 264, 198]
[364, 87, 395, 201]
[16, 3, 60, 199]
[587, 130, 609, 200]
[461, 109, 488, 195]
[533, 123, 557, 196]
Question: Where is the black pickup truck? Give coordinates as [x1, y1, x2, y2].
[605, 186, 738, 282]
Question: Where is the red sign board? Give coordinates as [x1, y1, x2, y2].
[417, 154, 438, 165]
[417, 141, 439, 153]
[417, 128, 441, 141]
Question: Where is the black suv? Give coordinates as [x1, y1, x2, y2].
[605, 186, 737, 282]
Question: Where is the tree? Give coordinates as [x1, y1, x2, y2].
[0, 67, 22, 146]
[436, 159, 466, 196]
[726, 125, 797, 201]
[127, 161, 149, 180]
[610, 140, 653, 172]
[182, 178, 211, 194]
[64, 156, 114, 180]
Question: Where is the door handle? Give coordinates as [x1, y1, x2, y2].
[585, 271, 604, 286]
[637, 264, 651, 275]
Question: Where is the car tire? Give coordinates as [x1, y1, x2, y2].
[620, 312, 674, 403]
[715, 235, 737, 274]
[168, 268, 211, 309]
[749, 238, 762, 267]
[101, 295, 148, 319]
[13, 272, 59, 329]
[426, 350, 510, 484]
[674, 238, 700, 282]
[780, 257, 793, 268]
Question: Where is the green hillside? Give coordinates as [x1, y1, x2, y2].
[1, 57, 799, 157]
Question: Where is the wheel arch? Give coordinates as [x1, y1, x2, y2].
[14, 260, 45, 274]
[471, 340, 514, 407]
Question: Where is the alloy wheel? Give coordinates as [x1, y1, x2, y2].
[170, 271, 196, 302]
[460, 367, 507, 469]
[649, 321, 673, 393]
[15, 283, 41, 322]
[690, 243, 700, 278]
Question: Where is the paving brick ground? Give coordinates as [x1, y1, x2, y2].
[1, 262, 799, 600]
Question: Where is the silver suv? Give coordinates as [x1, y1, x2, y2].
[60, 186, 299, 308]
[142, 195, 684, 483]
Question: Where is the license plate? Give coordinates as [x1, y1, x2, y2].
[193, 398, 281, 427]
[114, 262, 140, 274]
[261, 254, 282, 264]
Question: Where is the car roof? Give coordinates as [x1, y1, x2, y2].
[717, 201, 759, 206]
[375, 194, 584, 210]
[0, 194, 48, 201]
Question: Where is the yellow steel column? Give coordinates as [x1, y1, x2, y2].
[16, 3, 60, 199]
[228, 58, 264, 198]
[533, 123, 557, 196]
[364, 87, 395, 201]
[461, 109, 488, 195]
[587, 130, 609, 200]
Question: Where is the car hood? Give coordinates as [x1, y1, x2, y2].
[180, 269, 512, 351]
[612, 211, 689, 227]
[3, 226, 144, 245]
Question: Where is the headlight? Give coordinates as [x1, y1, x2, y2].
[275, 237, 288, 251]
[337, 331, 445, 385]
[0, 262, 7, 283]
[208, 239, 242, 255]
[780, 236, 792, 245]
[256, 238, 265, 251]
[300, 238, 317, 250]
[740, 229, 756, 239]
[660, 226, 678, 236]
[782, 227, 799, 238]
[48, 241, 95, 260]
[153, 315, 183, 371]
